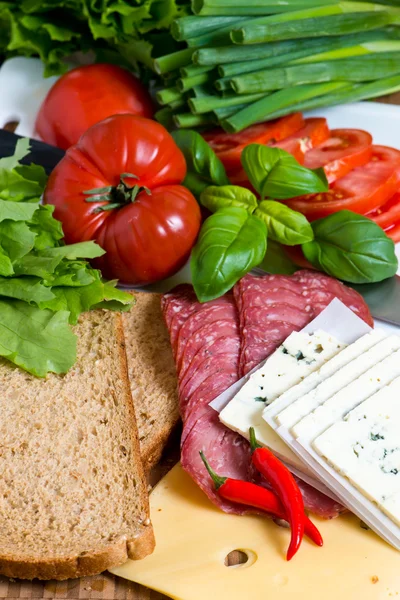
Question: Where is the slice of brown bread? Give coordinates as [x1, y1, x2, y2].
[123, 292, 180, 472]
[0, 311, 154, 581]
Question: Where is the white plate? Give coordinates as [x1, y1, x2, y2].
[0, 57, 399, 289]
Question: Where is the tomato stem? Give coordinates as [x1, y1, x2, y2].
[84, 172, 152, 212]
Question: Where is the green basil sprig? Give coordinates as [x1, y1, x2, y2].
[302, 210, 398, 284]
[172, 130, 229, 198]
[258, 240, 298, 275]
[254, 200, 313, 245]
[200, 185, 258, 213]
[191, 207, 267, 302]
[241, 145, 328, 200]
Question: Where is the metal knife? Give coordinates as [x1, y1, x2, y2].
[2, 129, 400, 326]
[0, 128, 64, 173]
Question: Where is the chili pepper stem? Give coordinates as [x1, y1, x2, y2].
[249, 427, 262, 451]
[199, 451, 227, 490]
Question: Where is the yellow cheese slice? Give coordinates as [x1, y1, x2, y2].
[110, 464, 400, 600]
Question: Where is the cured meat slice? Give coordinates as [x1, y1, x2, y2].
[179, 344, 240, 408]
[181, 370, 238, 445]
[235, 270, 373, 375]
[176, 297, 237, 375]
[162, 281, 349, 519]
[179, 319, 239, 380]
[181, 406, 252, 514]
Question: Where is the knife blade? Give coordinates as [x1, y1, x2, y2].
[0, 128, 64, 173]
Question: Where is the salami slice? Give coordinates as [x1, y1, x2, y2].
[163, 280, 349, 520]
[179, 319, 239, 380]
[235, 270, 373, 375]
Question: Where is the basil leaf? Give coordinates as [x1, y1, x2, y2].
[241, 145, 328, 200]
[254, 200, 313, 245]
[172, 130, 230, 198]
[258, 240, 298, 275]
[302, 210, 398, 284]
[200, 185, 258, 214]
[191, 207, 267, 302]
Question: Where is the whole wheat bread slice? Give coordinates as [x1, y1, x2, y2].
[0, 311, 154, 580]
[123, 292, 179, 471]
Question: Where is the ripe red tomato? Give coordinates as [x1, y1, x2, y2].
[35, 64, 154, 150]
[304, 129, 372, 183]
[203, 112, 305, 174]
[43, 114, 201, 285]
[285, 146, 400, 220]
[273, 117, 330, 164]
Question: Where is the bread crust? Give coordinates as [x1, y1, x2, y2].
[0, 312, 155, 581]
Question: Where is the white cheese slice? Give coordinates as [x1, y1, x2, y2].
[313, 377, 400, 526]
[219, 329, 344, 470]
[263, 330, 385, 430]
[291, 338, 400, 440]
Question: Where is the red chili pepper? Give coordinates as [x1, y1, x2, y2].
[200, 452, 322, 548]
[249, 427, 305, 561]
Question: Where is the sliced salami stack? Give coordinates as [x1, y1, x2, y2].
[234, 271, 374, 376]
[161, 271, 373, 519]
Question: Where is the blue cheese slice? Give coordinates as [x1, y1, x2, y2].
[219, 330, 344, 469]
[313, 377, 400, 527]
[292, 342, 400, 441]
[265, 330, 385, 430]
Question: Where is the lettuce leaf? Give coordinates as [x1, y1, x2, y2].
[0, 138, 134, 375]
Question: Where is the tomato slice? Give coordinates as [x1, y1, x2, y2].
[303, 129, 372, 183]
[203, 112, 304, 173]
[367, 192, 400, 229]
[384, 220, 400, 243]
[286, 146, 400, 220]
[273, 117, 330, 165]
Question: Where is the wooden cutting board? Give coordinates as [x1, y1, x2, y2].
[1, 92, 399, 600]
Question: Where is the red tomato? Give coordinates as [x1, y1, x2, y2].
[35, 64, 154, 150]
[43, 115, 201, 285]
[273, 117, 330, 164]
[304, 129, 372, 183]
[367, 192, 400, 229]
[203, 112, 305, 174]
[286, 146, 400, 220]
[384, 221, 400, 243]
[229, 117, 330, 188]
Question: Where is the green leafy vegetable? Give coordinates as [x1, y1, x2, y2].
[200, 185, 258, 213]
[241, 145, 328, 199]
[172, 129, 230, 198]
[254, 200, 314, 245]
[302, 210, 398, 284]
[0, 138, 134, 376]
[191, 207, 267, 302]
[257, 239, 298, 275]
[0, 300, 76, 377]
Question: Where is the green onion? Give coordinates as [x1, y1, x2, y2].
[214, 77, 233, 91]
[231, 51, 400, 94]
[192, 0, 338, 15]
[180, 64, 215, 77]
[213, 103, 250, 119]
[189, 91, 266, 114]
[218, 28, 399, 76]
[230, 3, 399, 44]
[245, 74, 400, 120]
[168, 98, 187, 110]
[155, 107, 177, 129]
[174, 112, 216, 128]
[193, 25, 397, 64]
[293, 37, 400, 63]
[156, 86, 184, 106]
[154, 48, 195, 75]
[186, 16, 254, 47]
[222, 81, 348, 131]
[178, 72, 213, 92]
[171, 15, 245, 41]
